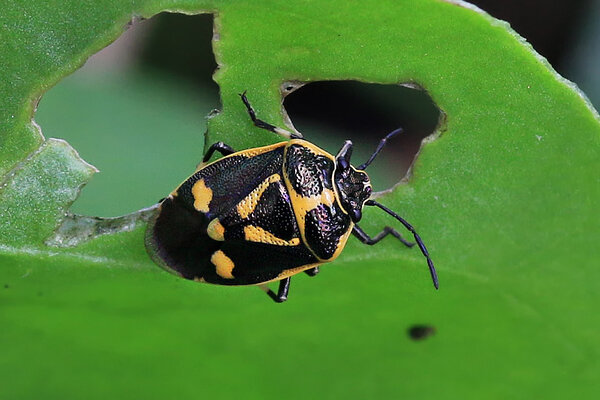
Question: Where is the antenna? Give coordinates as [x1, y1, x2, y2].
[365, 199, 439, 289]
[358, 127, 403, 170]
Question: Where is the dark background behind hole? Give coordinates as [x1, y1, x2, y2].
[470, 0, 591, 65]
[283, 82, 440, 190]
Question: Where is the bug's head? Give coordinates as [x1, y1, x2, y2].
[334, 140, 372, 223]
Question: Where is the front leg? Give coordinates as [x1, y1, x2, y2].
[203, 142, 235, 163]
[239, 92, 302, 140]
[352, 224, 415, 248]
[305, 267, 319, 277]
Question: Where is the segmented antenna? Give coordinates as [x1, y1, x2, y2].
[365, 199, 438, 289]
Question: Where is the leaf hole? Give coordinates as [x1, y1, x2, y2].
[283, 81, 442, 191]
[35, 12, 219, 217]
[407, 324, 436, 341]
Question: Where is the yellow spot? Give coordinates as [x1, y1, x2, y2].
[192, 179, 213, 213]
[237, 174, 281, 219]
[207, 219, 225, 241]
[211, 250, 235, 279]
[193, 277, 206, 283]
[244, 225, 300, 246]
[289, 187, 336, 216]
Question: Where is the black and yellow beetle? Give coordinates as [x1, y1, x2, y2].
[145, 92, 438, 302]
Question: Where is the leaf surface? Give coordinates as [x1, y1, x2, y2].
[1, 1, 599, 398]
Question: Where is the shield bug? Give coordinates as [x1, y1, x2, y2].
[145, 92, 438, 302]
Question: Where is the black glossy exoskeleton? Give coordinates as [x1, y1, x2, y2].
[145, 93, 438, 302]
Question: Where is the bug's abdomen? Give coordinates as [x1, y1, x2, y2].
[284, 141, 353, 261]
[145, 195, 219, 280]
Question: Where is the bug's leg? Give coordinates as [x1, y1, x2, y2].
[365, 199, 438, 289]
[239, 92, 302, 140]
[352, 224, 415, 248]
[203, 142, 235, 163]
[358, 127, 404, 170]
[304, 267, 319, 277]
[259, 277, 291, 303]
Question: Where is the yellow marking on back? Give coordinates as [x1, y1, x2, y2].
[237, 142, 287, 158]
[237, 174, 281, 219]
[288, 187, 336, 217]
[282, 140, 352, 262]
[191, 179, 213, 213]
[285, 186, 338, 261]
[211, 250, 235, 279]
[243, 225, 300, 246]
[207, 219, 225, 241]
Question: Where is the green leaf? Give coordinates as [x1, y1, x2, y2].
[1, 1, 599, 399]
[0, 138, 96, 247]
